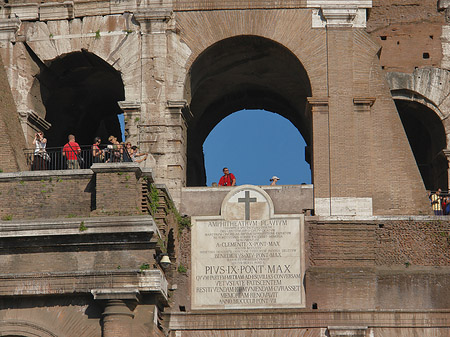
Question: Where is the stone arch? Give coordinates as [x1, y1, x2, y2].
[176, 9, 326, 99]
[392, 90, 447, 190]
[185, 35, 312, 186]
[34, 49, 125, 147]
[0, 320, 59, 337]
[387, 69, 450, 190]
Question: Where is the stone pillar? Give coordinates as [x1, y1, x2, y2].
[102, 299, 135, 337]
[327, 326, 368, 337]
[92, 289, 139, 337]
[308, 97, 330, 215]
[134, 8, 185, 206]
[91, 163, 152, 216]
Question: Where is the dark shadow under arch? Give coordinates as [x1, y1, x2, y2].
[186, 35, 312, 186]
[35, 49, 124, 147]
[395, 98, 447, 190]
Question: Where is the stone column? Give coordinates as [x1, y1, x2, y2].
[92, 289, 139, 337]
[308, 97, 330, 216]
[102, 299, 135, 337]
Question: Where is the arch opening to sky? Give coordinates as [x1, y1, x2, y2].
[203, 109, 311, 186]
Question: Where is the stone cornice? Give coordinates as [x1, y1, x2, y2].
[0, 18, 20, 41]
[0, 269, 168, 302]
[166, 309, 450, 330]
[0, 215, 157, 238]
[1, 1, 138, 21]
[307, 0, 372, 8]
[133, 8, 172, 23]
[308, 0, 372, 28]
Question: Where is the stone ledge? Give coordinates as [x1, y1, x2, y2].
[0, 169, 93, 182]
[0, 215, 158, 237]
[166, 310, 450, 330]
[308, 215, 450, 222]
[0, 269, 167, 302]
[91, 162, 153, 180]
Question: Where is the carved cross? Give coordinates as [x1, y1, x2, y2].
[238, 191, 257, 220]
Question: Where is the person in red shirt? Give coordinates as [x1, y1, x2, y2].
[63, 134, 81, 169]
[218, 167, 236, 186]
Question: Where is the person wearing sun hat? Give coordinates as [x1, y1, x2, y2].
[270, 176, 280, 186]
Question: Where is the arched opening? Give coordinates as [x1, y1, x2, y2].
[36, 49, 124, 147]
[203, 109, 310, 185]
[186, 35, 312, 186]
[395, 97, 447, 190]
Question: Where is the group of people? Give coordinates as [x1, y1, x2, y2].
[216, 167, 280, 186]
[92, 136, 148, 164]
[430, 188, 450, 215]
[31, 132, 148, 170]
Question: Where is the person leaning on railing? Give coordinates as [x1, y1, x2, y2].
[107, 135, 122, 162]
[31, 131, 48, 171]
[92, 136, 105, 163]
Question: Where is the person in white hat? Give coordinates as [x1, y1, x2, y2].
[270, 176, 280, 186]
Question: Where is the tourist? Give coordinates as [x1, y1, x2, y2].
[218, 167, 236, 186]
[131, 145, 148, 163]
[431, 188, 443, 215]
[63, 134, 81, 169]
[107, 135, 122, 162]
[270, 176, 280, 186]
[442, 196, 450, 215]
[124, 142, 133, 162]
[92, 137, 104, 163]
[32, 131, 48, 170]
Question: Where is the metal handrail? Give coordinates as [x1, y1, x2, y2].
[24, 144, 133, 171]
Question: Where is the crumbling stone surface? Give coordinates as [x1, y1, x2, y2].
[367, 0, 445, 33]
[367, 0, 445, 73]
[376, 220, 450, 266]
[0, 55, 27, 173]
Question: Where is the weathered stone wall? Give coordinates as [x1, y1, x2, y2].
[0, 170, 93, 219]
[367, 0, 446, 73]
[0, 54, 27, 173]
[0, 163, 149, 220]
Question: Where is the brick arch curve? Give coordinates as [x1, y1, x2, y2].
[0, 320, 59, 337]
[176, 9, 326, 98]
[184, 34, 312, 186]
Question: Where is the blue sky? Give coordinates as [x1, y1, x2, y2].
[120, 110, 311, 186]
[203, 109, 311, 186]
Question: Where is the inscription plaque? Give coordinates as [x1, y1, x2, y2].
[191, 185, 305, 310]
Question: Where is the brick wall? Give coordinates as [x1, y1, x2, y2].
[0, 171, 93, 220]
[367, 0, 445, 73]
[0, 164, 150, 220]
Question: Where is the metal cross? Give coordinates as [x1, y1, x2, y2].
[238, 191, 257, 220]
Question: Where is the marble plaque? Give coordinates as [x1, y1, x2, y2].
[191, 185, 305, 310]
